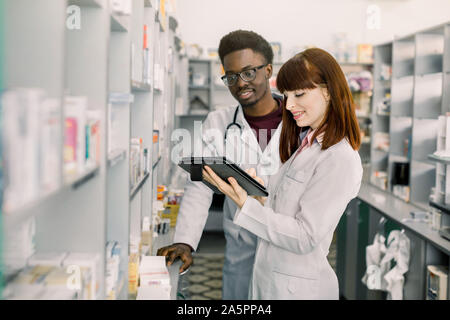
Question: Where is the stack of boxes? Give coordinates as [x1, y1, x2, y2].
[3, 251, 101, 300]
[3, 218, 36, 275]
[431, 115, 450, 205]
[2, 88, 63, 213]
[137, 256, 171, 300]
[105, 241, 122, 300]
[64, 96, 101, 177]
[161, 189, 183, 228]
[130, 137, 150, 190]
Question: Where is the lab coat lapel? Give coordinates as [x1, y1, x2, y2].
[262, 121, 282, 157]
[236, 106, 262, 156]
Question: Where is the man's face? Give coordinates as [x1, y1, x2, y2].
[223, 49, 272, 108]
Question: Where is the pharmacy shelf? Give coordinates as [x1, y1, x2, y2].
[117, 273, 126, 300]
[428, 153, 450, 164]
[213, 84, 229, 91]
[108, 149, 127, 167]
[4, 165, 100, 229]
[177, 113, 208, 118]
[111, 13, 129, 32]
[358, 182, 450, 256]
[69, 0, 104, 7]
[66, 165, 101, 189]
[189, 85, 210, 90]
[429, 200, 450, 215]
[356, 113, 371, 120]
[131, 80, 151, 92]
[376, 79, 392, 84]
[339, 62, 374, 67]
[150, 228, 182, 300]
[152, 156, 162, 170]
[1, 0, 185, 300]
[130, 172, 150, 200]
[439, 227, 450, 241]
[343, 23, 450, 301]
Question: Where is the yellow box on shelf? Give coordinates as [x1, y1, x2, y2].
[161, 204, 179, 227]
[128, 253, 140, 296]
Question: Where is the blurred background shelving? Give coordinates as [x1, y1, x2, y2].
[0, 0, 186, 300]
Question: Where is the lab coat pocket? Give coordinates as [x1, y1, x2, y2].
[271, 270, 319, 300]
[276, 170, 307, 211]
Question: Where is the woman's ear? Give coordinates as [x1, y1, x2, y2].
[321, 87, 330, 104]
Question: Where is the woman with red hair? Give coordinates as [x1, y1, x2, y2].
[204, 48, 363, 299]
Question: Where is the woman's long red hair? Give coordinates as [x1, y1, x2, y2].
[276, 48, 361, 163]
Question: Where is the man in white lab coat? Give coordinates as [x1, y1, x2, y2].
[158, 30, 283, 300]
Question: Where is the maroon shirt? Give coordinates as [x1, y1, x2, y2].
[244, 96, 283, 151]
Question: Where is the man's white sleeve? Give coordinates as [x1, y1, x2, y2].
[172, 113, 221, 250]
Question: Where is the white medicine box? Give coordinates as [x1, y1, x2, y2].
[426, 265, 448, 300]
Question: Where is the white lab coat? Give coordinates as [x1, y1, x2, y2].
[234, 134, 363, 300]
[173, 97, 282, 300]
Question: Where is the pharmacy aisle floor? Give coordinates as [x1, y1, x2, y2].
[179, 232, 225, 300]
[179, 231, 338, 300]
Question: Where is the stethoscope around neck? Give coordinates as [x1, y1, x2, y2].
[223, 106, 245, 163]
[224, 106, 242, 140]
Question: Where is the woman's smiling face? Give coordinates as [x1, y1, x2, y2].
[284, 86, 329, 129]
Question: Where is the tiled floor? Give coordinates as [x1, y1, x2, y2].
[182, 231, 338, 300]
[181, 252, 224, 300]
[179, 232, 225, 300]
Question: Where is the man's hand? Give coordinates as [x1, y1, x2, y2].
[157, 243, 193, 273]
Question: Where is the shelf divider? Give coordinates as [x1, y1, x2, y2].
[130, 172, 150, 200]
[108, 149, 127, 168]
[428, 153, 450, 164]
[429, 199, 450, 215]
[152, 156, 161, 170]
[110, 13, 129, 32]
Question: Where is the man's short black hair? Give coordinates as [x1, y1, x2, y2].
[218, 30, 274, 65]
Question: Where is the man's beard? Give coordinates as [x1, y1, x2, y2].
[239, 85, 268, 108]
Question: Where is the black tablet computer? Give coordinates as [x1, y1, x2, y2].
[178, 157, 269, 197]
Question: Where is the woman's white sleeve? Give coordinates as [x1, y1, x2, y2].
[233, 151, 362, 255]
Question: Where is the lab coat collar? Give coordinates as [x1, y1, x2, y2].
[237, 93, 284, 156]
[238, 109, 283, 157]
[299, 126, 324, 147]
[237, 107, 260, 155]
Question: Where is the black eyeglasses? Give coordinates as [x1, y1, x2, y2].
[221, 64, 268, 87]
